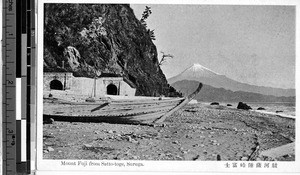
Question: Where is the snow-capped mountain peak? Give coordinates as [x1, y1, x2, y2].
[181, 63, 220, 78]
[168, 63, 221, 84]
[189, 63, 220, 76]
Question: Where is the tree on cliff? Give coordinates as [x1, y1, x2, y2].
[140, 6, 152, 28]
[159, 51, 174, 66]
[140, 6, 155, 40]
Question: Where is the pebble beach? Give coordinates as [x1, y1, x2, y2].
[43, 102, 295, 161]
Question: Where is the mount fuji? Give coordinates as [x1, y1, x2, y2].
[168, 63, 295, 97]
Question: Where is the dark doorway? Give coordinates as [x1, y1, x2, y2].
[50, 79, 63, 90]
[107, 84, 118, 95]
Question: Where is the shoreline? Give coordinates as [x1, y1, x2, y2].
[199, 101, 295, 119]
[253, 110, 295, 119]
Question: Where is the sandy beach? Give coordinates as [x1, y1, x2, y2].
[43, 102, 295, 161]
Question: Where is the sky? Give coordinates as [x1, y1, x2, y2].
[131, 4, 295, 89]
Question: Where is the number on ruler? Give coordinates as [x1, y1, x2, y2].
[7, 80, 14, 84]
[11, 135, 15, 146]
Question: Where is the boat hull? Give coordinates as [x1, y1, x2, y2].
[43, 83, 203, 124]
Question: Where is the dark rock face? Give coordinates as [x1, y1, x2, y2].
[210, 102, 219, 105]
[237, 102, 252, 110]
[227, 104, 232, 106]
[257, 107, 266, 110]
[44, 4, 178, 96]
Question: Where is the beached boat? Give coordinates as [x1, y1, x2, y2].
[43, 83, 203, 124]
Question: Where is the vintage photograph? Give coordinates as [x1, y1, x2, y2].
[42, 3, 295, 162]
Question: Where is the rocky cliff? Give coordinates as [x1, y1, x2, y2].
[44, 4, 178, 96]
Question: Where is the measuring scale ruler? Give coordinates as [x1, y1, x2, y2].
[3, 0, 17, 174]
[2, 0, 35, 174]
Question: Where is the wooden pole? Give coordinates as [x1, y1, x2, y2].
[94, 76, 96, 97]
[118, 81, 121, 95]
[64, 73, 67, 90]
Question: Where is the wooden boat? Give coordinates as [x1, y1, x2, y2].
[43, 82, 203, 124]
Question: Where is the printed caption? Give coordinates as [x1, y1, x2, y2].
[61, 161, 144, 167]
[225, 162, 278, 169]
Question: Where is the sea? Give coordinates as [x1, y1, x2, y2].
[247, 102, 295, 118]
[207, 102, 296, 118]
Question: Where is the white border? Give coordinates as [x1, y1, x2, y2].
[36, 0, 300, 173]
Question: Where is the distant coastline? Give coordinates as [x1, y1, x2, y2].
[172, 80, 295, 104]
